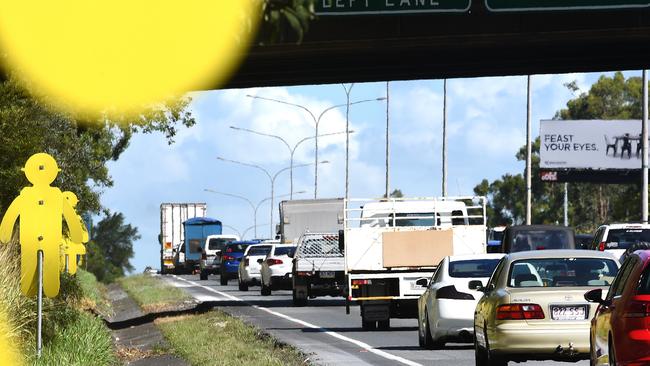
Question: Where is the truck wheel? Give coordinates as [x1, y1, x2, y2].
[361, 316, 376, 330]
[238, 279, 248, 291]
[378, 319, 390, 330]
[199, 271, 208, 281]
[220, 273, 228, 286]
[292, 290, 308, 307]
[261, 283, 271, 296]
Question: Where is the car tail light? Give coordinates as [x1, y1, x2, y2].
[223, 255, 235, 261]
[535, 246, 546, 250]
[267, 258, 283, 266]
[598, 241, 606, 251]
[352, 279, 372, 285]
[296, 271, 312, 276]
[496, 304, 545, 320]
[624, 296, 650, 318]
[436, 285, 474, 300]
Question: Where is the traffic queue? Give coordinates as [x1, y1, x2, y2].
[418, 223, 650, 366]
[164, 198, 650, 365]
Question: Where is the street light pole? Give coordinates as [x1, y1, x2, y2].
[526, 75, 533, 225]
[230, 126, 351, 199]
[643, 69, 648, 223]
[203, 189, 257, 237]
[246, 94, 385, 199]
[342, 83, 354, 200]
[217, 157, 326, 238]
[222, 224, 242, 238]
[442, 79, 448, 197]
[385, 81, 390, 198]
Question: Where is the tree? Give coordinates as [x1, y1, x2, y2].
[259, 0, 316, 44]
[475, 72, 646, 232]
[0, 78, 195, 215]
[86, 211, 140, 283]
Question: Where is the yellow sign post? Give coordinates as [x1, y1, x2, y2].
[0, 153, 84, 356]
[61, 191, 88, 274]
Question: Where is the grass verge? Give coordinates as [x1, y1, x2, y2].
[157, 310, 310, 366]
[0, 241, 118, 366]
[118, 274, 192, 312]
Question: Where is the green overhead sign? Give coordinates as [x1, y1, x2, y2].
[315, 0, 472, 15]
[486, 0, 650, 11]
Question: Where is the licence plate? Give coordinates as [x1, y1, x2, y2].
[551, 305, 588, 320]
[320, 271, 335, 278]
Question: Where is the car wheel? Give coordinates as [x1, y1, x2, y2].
[589, 334, 597, 366]
[199, 271, 208, 281]
[423, 312, 443, 349]
[484, 326, 507, 366]
[361, 318, 376, 330]
[238, 279, 248, 291]
[220, 273, 228, 285]
[608, 334, 616, 366]
[418, 314, 427, 347]
[261, 282, 271, 296]
[475, 327, 488, 366]
[292, 289, 307, 306]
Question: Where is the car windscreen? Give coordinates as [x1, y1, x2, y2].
[208, 238, 233, 251]
[605, 229, 650, 250]
[510, 229, 573, 252]
[274, 247, 296, 256]
[490, 230, 504, 241]
[224, 243, 249, 253]
[247, 245, 271, 256]
[508, 258, 618, 288]
[391, 212, 434, 227]
[448, 259, 501, 278]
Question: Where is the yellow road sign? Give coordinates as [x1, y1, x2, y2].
[0, 153, 83, 298]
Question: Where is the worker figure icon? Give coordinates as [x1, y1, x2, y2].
[60, 191, 88, 275]
[0, 153, 83, 298]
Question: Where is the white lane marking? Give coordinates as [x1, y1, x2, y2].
[171, 275, 423, 366]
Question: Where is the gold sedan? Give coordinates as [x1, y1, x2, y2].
[473, 249, 619, 365]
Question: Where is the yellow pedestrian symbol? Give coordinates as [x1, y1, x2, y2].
[0, 153, 83, 298]
[61, 191, 88, 275]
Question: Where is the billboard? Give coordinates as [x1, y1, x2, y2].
[540, 120, 644, 171]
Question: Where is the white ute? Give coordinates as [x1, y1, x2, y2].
[292, 232, 344, 306]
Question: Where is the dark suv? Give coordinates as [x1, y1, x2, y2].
[500, 225, 575, 253]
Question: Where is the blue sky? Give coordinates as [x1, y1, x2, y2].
[99, 70, 638, 272]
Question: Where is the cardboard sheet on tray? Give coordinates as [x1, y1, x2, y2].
[382, 229, 453, 268]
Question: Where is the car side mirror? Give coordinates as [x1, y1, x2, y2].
[584, 288, 608, 305]
[287, 252, 294, 258]
[468, 280, 484, 291]
[338, 229, 345, 253]
[415, 278, 429, 287]
[257, 258, 264, 264]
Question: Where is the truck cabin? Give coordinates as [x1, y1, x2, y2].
[358, 200, 469, 228]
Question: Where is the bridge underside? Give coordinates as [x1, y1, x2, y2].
[226, 6, 650, 89]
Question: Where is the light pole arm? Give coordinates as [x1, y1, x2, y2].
[230, 126, 292, 153]
[247, 94, 318, 125]
[203, 189, 255, 211]
[216, 157, 272, 182]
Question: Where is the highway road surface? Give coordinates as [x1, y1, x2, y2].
[163, 274, 589, 366]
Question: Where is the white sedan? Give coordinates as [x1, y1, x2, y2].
[418, 253, 504, 349]
[260, 244, 297, 296]
[237, 244, 272, 291]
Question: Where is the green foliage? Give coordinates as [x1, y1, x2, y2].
[158, 310, 309, 366]
[0, 78, 195, 215]
[86, 211, 140, 283]
[259, 0, 316, 44]
[476, 72, 647, 232]
[118, 274, 191, 312]
[0, 242, 116, 365]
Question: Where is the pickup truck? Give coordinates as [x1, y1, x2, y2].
[292, 232, 345, 306]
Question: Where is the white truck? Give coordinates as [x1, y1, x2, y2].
[292, 232, 345, 306]
[159, 203, 207, 274]
[278, 198, 344, 243]
[342, 196, 487, 330]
